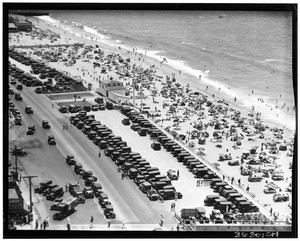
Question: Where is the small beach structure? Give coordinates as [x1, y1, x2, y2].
[97, 78, 130, 104]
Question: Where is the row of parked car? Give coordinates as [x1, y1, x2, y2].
[203, 178, 260, 219]
[9, 62, 44, 88]
[65, 153, 116, 219]
[9, 50, 87, 93]
[34, 180, 64, 201]
[63, 117, 117, 220]
[9, 98, 22, 126]
[59, 101, 106, 114]
[34, 180, 81, 220]
[120, 106, 222, 180]
[119, 105, 264, 223]
[179, 178, 262, 225]
[68, 108, 183, 201]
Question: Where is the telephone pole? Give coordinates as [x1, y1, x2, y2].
[14, 146, 18, 181]
[140, 78, 143, 111]
[23, 175, 38, 213]
[132, 77, 136, 107]
[11, 146, 19, 181]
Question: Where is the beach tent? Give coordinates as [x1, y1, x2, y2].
[236, 140, 242, 146]
[279, 143, 287, 151]
[198, 137, 206, 145]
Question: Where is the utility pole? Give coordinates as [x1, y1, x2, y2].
[140, 78, 143, 111]
[11, 146, 19, 181]
[23, 175, 38, 213]
[132, 77, 136, 107]
[14, 146, 18, 181]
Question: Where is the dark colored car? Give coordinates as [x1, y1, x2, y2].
[48, 135, 56, 145]
[122, 118, 130, 126]
[151, 141, 161, 150]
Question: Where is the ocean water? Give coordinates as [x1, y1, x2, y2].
[37, 10, 295, 131]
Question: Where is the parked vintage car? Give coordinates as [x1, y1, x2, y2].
[147, 189, 159, 201]
[273, 192, 289, 202]
[25, 106, 33, 114]
[42, 120, 51, 129]
[48, 135, 56, 145]
[167, 169, 178, 180]
[122, 118, 130, 126]
[151, 141, 161, 151]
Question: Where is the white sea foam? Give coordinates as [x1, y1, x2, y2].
[83, 26, 110, 40]
[259, 58, 282, 63]
[36, 15, 60, 25]
[180, 41, 192, 46]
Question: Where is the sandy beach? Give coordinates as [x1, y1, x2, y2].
[9, 13, 294, 224]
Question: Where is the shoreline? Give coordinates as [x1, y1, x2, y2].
[26, 14, 295, 138]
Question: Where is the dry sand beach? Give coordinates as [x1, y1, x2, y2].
[8, 13, 295, 227]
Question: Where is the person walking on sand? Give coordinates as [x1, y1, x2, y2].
[99, 150, 101, 158]
[67, 222, 71, 230]
[107, 219, 110, 228]
[65, 123, 68, 130]
[35, 219, 39, 230]
[65, 183, 68, 192]
[90, 216, 94, 229]
[122, 219, 126, 229]
[43, 219, 47, 230]
[160, 215, 164, 227]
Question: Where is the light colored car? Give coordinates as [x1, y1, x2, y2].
[167, 169, 178, 180]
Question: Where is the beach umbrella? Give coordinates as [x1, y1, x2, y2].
[279, 143, 287, 151]
[236, 140, 242, 146]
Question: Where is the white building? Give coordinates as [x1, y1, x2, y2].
[97, 78, 131, 104]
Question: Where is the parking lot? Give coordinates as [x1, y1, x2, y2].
[87, 109, 217, 213]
